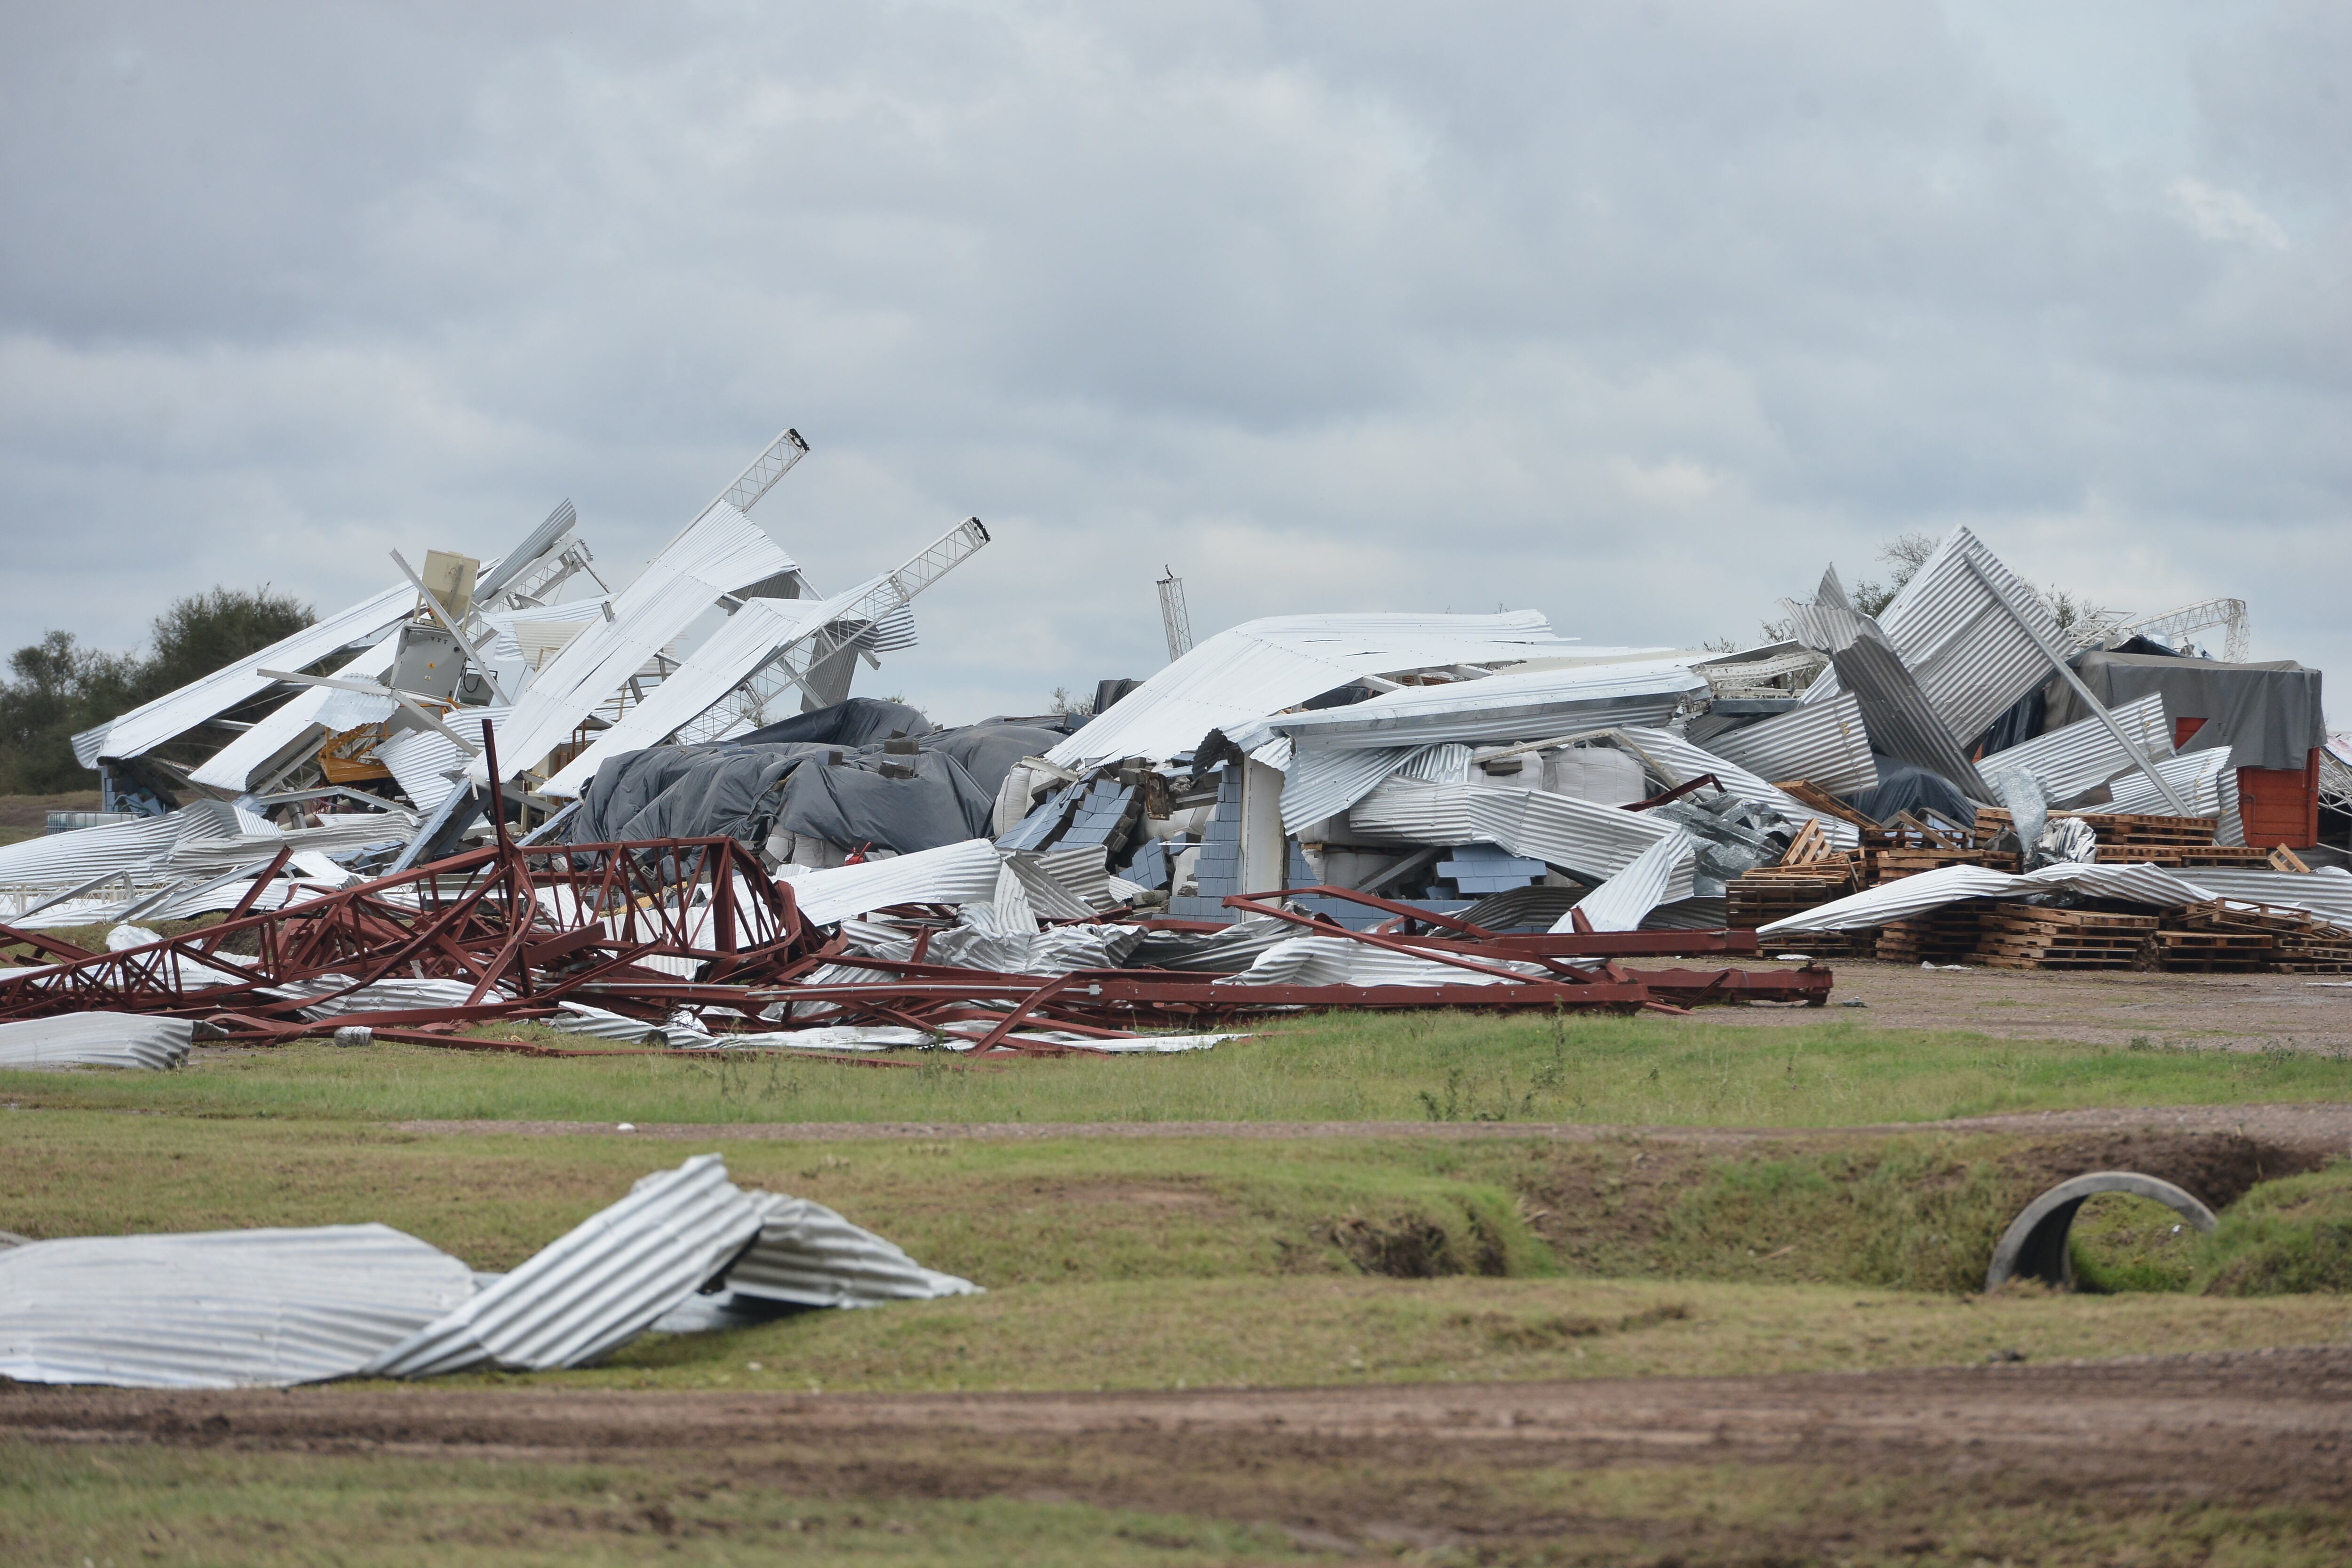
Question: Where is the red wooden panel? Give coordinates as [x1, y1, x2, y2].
[2173, 716, 2207, 747]
[2236, 749, 2320, 849]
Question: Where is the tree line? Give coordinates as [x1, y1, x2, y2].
[0, 587, 317, 795]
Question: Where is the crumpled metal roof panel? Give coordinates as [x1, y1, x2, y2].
[1983, 692, 2172, 804]
[1704, 691, 1879, 798]
[1801, 526, 2063, 747]
[0, 1224, 476, 1389]
[477, 500, 797, 786]
[367, 1154, 765, 1377]
[1243, 658, 1708, 755]
[77, 583, 417, 767]
[0, 1012, 191, 1071]
[724, 1193, 979, 1308]
[1045, 611, 1580, 770]
[780, 838, 1007, 926]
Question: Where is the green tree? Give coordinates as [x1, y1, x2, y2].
[130, 586, 316, 709]
[1849, 531, 1939, 618]
[0, 585, 317, 793]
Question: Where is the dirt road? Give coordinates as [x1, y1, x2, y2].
[10, 1350, 2352, 1557]
[1723, 957, 2352, 1051]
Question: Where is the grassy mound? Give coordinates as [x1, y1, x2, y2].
[2196, 1161, 2352, 1296]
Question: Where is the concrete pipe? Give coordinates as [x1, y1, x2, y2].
[1983, 1170, 2217, 1292]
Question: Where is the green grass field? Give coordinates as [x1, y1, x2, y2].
[9, 1004, 2352, 1564]
[7, 1008, 2350, 1129]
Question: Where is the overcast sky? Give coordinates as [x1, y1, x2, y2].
[3, 1, 2344, 724]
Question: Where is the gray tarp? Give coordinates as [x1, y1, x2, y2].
[2042, 652, 2325, 772]
[731, 698, 934, 750]
[571, 701, 1062, 855]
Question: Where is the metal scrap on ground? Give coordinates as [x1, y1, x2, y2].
[1, 436, 2344, 1062]
[0, 1154, 976, 1389]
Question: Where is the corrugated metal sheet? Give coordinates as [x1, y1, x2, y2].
[1704, 691, 1879, 796]
[541, 581, 882, 797]
[374, 727, 469, 813]
[1983, 693, 2171, 803]
[1243, 659, 1708, 754]
[0, 1013, 191, 1071]
[2185, 869, 2352, 924]
[368, 1154, 766, 1377]
[162, 812, 418, 876]
[1280, 746, 1420, 834]
[485, 598, 612, 665]
[1131, 915, 1295, 973]
[0, 1225, 477, 1389]
[1044, 612, 1582, 770]
[1610, 729, 1863, 849]
[265, 976, 511, 1019]
[1554, 829, 1699, 933]
[2108, 748, 2242, 844]
[473, 498, 579, 603]
[1801, 526, 2062, 747]
[1829, 632, 1989, 796]
[78, 584, 417, 766]
[0, 802, 242, 904]
[1641, 895, 1732, 931]
[476, 501, 798, 784]
[1215, 935, 1549, 988]
[780, 838, 1006, 925]
[1755, 860, 2224, 935]
[722, 1194, 979, 1308]
[1347, 779, 1686, 883]
[187, 634, 403, 792]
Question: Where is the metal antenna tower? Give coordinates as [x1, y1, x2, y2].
[2114, 597, 2250, 663]
[1155, 565, 1194, 663]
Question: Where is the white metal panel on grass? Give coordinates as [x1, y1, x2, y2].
[0, 1225, 477, 1389]
[368, 1154, 766, 1377]
[0, 1013, 191, 1071]
[723, 1193, 979, 1309]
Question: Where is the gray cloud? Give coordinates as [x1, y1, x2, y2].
[2, 0, 2344, 727]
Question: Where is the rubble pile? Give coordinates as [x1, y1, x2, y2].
[4, 425, 2349, 1057]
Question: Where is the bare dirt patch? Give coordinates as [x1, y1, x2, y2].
[10, 1348, 2352, 1560]
[1722, 957, 2352, 1052]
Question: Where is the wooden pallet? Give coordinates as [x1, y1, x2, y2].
[1976, 808, 2219, 847]
[2156, 901, 2352, 972]
[1727, 871, 1875, 958]
[1972, 906, 2157, 971]
[1876, 903, 1992, 965]
[2094, 846, 2274, 869]
[1870, 847, 2021, 883]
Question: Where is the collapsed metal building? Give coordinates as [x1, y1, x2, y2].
[3, 424, 2349, 1052]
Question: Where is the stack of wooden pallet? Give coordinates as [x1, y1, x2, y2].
[1972, 906, 2157, 971]
[1875, 902, 1992, 965]
[2137, 845, 2277, 869]
[1728, 873, 1875, 957]
[2152, 903, 2352, 974]
[1974, 807, 2241, 868]
[1872, 845, 2020, 881]
[1729, 820, 1873, 955]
